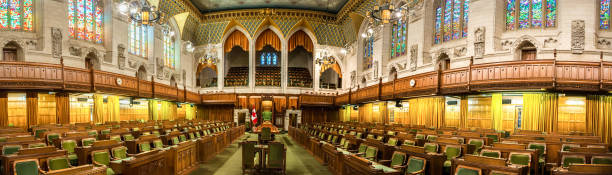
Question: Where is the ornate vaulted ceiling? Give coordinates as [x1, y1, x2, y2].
[189, 0, 350, 13]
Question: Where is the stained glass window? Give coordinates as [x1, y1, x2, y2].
[0, 0, 33, 31]
[506, 0, 556, 30]
[601, 0, 611, 29]
[433, 0, 469, 44]
[363, 36, 374, 70]
[67, 0, 103, 43]
[391, 18, 407, 58]
[163, 35, 175, 69]
[129, 21, 149, 58]
[259, 52, 277, 66]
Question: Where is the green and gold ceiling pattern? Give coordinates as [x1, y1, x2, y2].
[189, 0, 350, 13]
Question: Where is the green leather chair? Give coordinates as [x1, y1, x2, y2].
[591, 156, 612, 164]
[342, 141, 351, 150]
[87, 130, 98, 139]
[152, 131, 160, 137]
[485, 134, 499, 143]
[379, 151, 406, 170]
[267, 142, 286, 174]
[454, 165, 481, 175]
[444, 145, 461, 168]
[195, 132, 201, 138]
[142, 132, 151, 136]
[2, 145, 21, 155]
[403, 140, 416, 146]
[260, 127, 272, 142]
[331, 136, 338, 144]
[47, 156, 71, 171]
[356, 132, 363, 139]
[339, 138, 346, 146]
[110, 135, 121, 142]
[0, 137, 6, 142]
[153, 139, 164, 149]
[179, 135, 187, 142]
[508, 152, 531, 167]
[468, 139, 484, 153]
[480, 149, 501, 158]
[561, 155, 585, 168]
[387, 138, 398, 146]
[357, 143, 368, 154]
[366, 134, 376, 139]
[82, 138, 96, 147]
[242, 141, 258, 174]
[189, 133, 196, 140]
[376, 135, 384, 141]
[122, 134, 134, 141]
[561, 144, 580, 152]
[111, 146, 128, 160]
[91, 150, 115, 175]
[424, 143, 438, 154]
[171, 136, 180, 145]
[46, 133, 60, 146]
[101, 129, 111, 135]
[426, 135, 438, 142]
[364, 146, 379, 161]
[14, 159, 42, 175]
[28, 143, 46, 148]
[415, 134, 425, 140]
[404, 156, 426, 175]
[528, 142, 546, 165]
[61, 140, 79, 166]
[139, 142, 151, 153]
[34, 129, 47, 138]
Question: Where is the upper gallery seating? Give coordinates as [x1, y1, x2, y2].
[225, 67, 249, 87]
[256, 67, 281, 86]
[0, 120, 245, 175]
[289, 122, 612, 175]
[288, 67, 312, 88]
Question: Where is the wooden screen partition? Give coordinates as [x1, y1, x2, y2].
[110, 149, 168, 175]
[198, 135, 215, 162]
[168, 140, 198, 175]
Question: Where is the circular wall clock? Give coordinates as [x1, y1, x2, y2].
[116, 78, 123, 86]
[409, 79, 416, 87]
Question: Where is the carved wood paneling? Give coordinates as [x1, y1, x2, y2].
[556, 61, 601, 91]
[138, 80, 153, 98]
[335, 93, 349, 106]
[441, 68, 469, 94]
[380, 82, 394, 100]
[94, 71, 139, 96]
[201, 94, 236, 104]
[603, 62, 612, 91]
[394, 72, 438, 97]
[300, 95, 334, 106]
[0, 62, 64, 89]
[186, 92, 200, 103]
[154, 83, 178, 100]
[63, 67, 91, 91]
[470, 60, 554, 90]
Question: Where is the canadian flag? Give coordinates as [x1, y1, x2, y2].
[251, 107, 258, 125]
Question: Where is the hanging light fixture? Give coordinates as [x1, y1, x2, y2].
[117, 0, 162, 25]
[315, 0, 336, 66]
[367, 0, 406, 24]
[200, 28, 218, 65]
[185, 41, 195, 53]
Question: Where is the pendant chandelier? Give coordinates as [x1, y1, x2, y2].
[117, 0, 161, 25]
[315, 0, 336, 66]
[367, 0, 406, 24]
[200, 28, 218, 65]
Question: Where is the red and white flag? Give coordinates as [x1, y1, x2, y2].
[251, 107, 257, 125]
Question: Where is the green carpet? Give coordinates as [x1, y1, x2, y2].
[190, 133, 333, 175]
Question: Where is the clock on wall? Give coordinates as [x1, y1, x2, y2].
[116, 78, 123, 86]
[409, 79, 416, 87]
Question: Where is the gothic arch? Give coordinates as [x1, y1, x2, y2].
[2, 41, 24, 61]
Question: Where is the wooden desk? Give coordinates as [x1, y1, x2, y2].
[43, 164, 106, 175]
[485, 146, 540, 174]
[197, 135, 215, 162]
[451, 155, 529, 175]
[397, 145, 446, 175]
[125, 135, 159, 154]
[364, 138, 395, 161]
[0, 146, 67, 175]
[167, 140, 198, 175]
[75, 140, 123, 165]
[342, 154, 401, 175]
[110, 149, 167, 175]
[553, 164, 612, 175]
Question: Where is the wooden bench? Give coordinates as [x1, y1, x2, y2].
[451, 155, 529, 175]
[0, 146, 67, 175]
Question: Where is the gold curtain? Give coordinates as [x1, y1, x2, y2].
[0, 92, 7, 126]
[408, 97, 445, 128]
[522, 93, 558, 132]
[106, 96, 120, 122]
[256, 29, 281, 51]
[273, 97, 286, 113]
[586, 95, 612, 144]
[149, 99, 158, 120]
[288, 30, 313, 53]
[224, 30, 249, 53]
[185, 104, 196, 120]
[491, 93, 503, 130]
[160, 101, 177, 120]
[55, 93, 70, 124]
[460, 96, 468, 128]
[26, 92, 38, 127]
[93, 94, 104, 124]
[320, 62, 342, 78]
[38, 93, 57, 125]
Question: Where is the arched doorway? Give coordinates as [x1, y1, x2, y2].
[518, 41, 537, 60]
[197, 66, 217, 88]
[320, 62, 342, 89]
[389, 67, 397, 81]
[2, 41, 22, 61]
[288, 30, 314, 88]
[85, 52, 99, 70]
[438, 53, 451, 71]
[169, 76, 176, 87]
[223, 30, 249, 87]
[137, 66, 147, 80]
[255, 29, 281, 87]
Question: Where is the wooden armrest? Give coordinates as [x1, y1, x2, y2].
[392, 165, 406, 170]
[407, 169, 425, 175]
[354, 153, 365, 156]
[378, 160, 391, 166]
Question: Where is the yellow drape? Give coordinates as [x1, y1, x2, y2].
[106, 96, 120, 122]
[55, 93, 70, 124]
[491, 93, 503, 130]
[159, 101, 177, 120]
[26, 92, 38, 127]
[408, 97, 445, 128]
[185, 104, 196, 120]
[586, 95, 612, 144]
[0, 92, 7, 126]
[460, 96, 468, 128]
[148, 99, 158, 120]
[522, 93, 558, 132]
[92, 94, 104, 124]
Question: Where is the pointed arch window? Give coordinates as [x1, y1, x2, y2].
[67, 0, 103, 43]
[0, 0, 33, 31]
[506, 0, 556, 30]
[391, 19, 407, 58]
[129, 21, 149, 58]
[363, 36, 374, 70]
[434, 0, 469, 44]
[163, 35, 175, 68]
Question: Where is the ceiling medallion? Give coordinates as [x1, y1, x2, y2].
[117, 0, 162, 25]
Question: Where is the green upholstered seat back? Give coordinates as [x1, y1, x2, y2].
[562, 144, 579, 152]
[3, 145, 21, 155]
[261, 127, 272, 140]
[153, 139, 164, 149]
[332, 136, 338, 143]
[172, 137, 179, 145]
[445, 146, 461, 160]
[48, 157, 70, 171]
[82, 138, 96, 147]
[356, 133, 362, 138]
[189, 133, 196, 140]
[405, 157, 425, 174]
[509, 153, 531, 166]
[87, 130, 98, 137]
[424, 143, 438, 153]
[112, 147, 127, 159]
[468, 139, 484, 148]
[592, 156, 612, 164]
[152, 131, 160, 137]
[101, 129, 111, 135]
[267, 143, 284, 168]
[262, 111, 272, 121]
[403, 140, 415, 146]
[390, 152, 406, 167]
[327, 135, 332, 142]
[455, 167, 480, 175]
[343, 141, 350, 149]
[528, 143, 546, 157]
[34, 129, 47, 138]
[15, 160, 39, 175]
[426, 135, 438, 142]
[122, 134, 134, 141]
[47, 133, 60, 145]
[139, 142, 151, 152]
[376, 136, 384, 141]
[0, 137, 6, 142]
[358, 144, 367, 153]
[349, 131, 356, 135]
[28, 143, 46, 148]
[486, 134, 499, 143]
[142, 132, 150, 136]
[132, 128, 139, 131]
[562, 156, 585, 168]
[110, 135, 121, 142]
[339, 138, 346, 146]
[365, 146, 378, 160]
[367, 134, 375, 139]
[415, 134, 425, 140]
[93, 151, 111, 166]
[179, 135, 187, 142]
[61, 140, 77, 154]
[195, 132, 201, 138]
[387, 138, 398, 146]
[242, 141, 256, 167]
[480, 150, 501, 158]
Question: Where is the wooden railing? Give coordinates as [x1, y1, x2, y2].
[338, 59, 612, 105]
